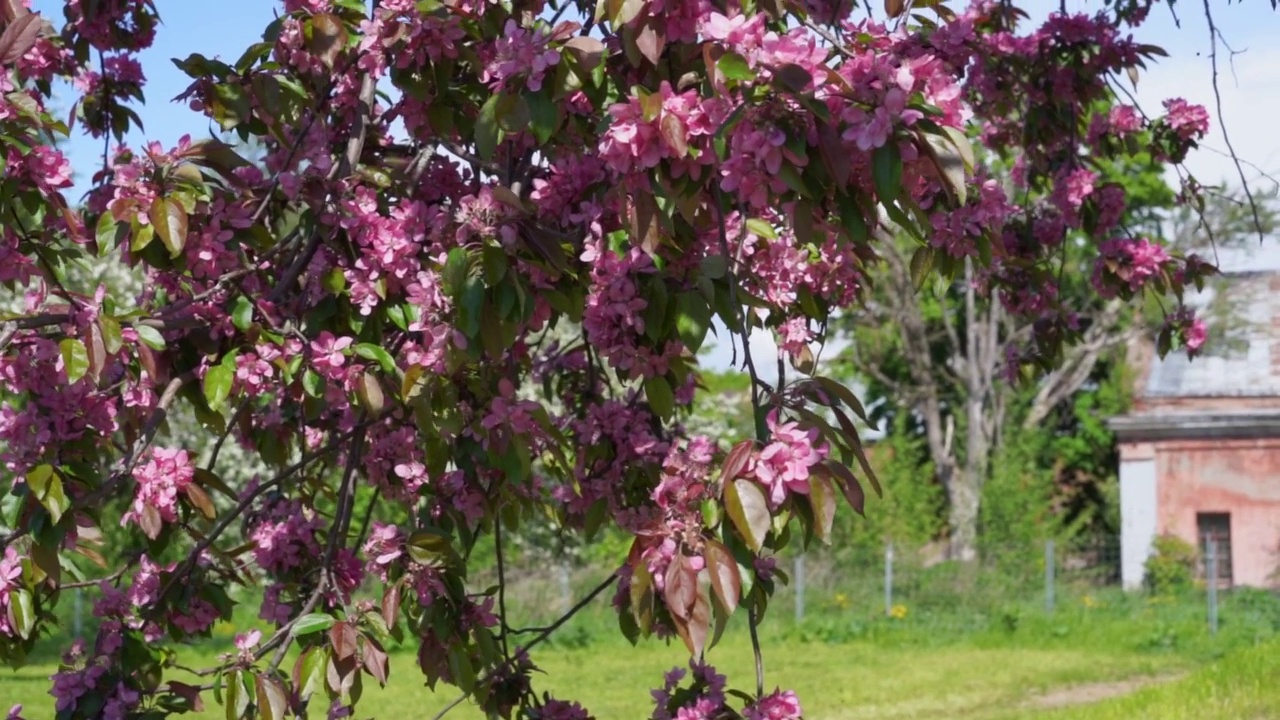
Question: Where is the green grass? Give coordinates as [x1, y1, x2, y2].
[1013, 640, 1280, 720]
[5, 636, 1187, 719]
[7, 586, 1280, 719]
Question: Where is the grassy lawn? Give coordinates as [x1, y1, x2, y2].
[6, 587, 1279, 719]
[6, 637, 1186, 719]
[1012, 640, 1280, 720]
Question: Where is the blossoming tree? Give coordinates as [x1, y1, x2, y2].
[0, 0, 1230, 718]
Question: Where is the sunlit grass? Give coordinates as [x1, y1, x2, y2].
[7, 586, 1278, 719]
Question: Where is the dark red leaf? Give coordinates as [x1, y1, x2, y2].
[329, 621, 358, 661]
[676, 590, 710, 657]
[821, 459, 866, 517]
[381, 582, 401, 628]
[830, 405, 882, 497]
[166, 681, 205, 712]
[254, 675, 288, 720]
[0, 13, 47, 66]
[362, 641, 390, 687]
[724, 478, 770, 552]
[563, 36, 606, 70]
[138, 504, 162, 540]
[772, 63, 812, 92]
[326, 652, 359, 696]
[807, 473, 838, 543]
[308, 13, 347, 67]
[703, 540, 741, 613]
[719, 440, 755, 488]
[660, 113, 688, 158]
[663, 554, 697, 620]
[818, 121, 850, 188]
[635, 22, 665, 66]
[184, 483, 216, 520]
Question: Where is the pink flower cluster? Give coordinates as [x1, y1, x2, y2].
[123, 448, 195, 537]
[751, 411, 828, 507]
[1167, 306, 1208, 356]
[1092, 236, 1172, 297]
[650, 661, 729, 720]
[0, 338, 112, 474]
[534, 698, 593, 720]
[1162, 98, 1210, 142]
[0, 548, 23, 638]
[744, 690, 804, 720]
[481, 20, 560, 93]
[250, 497, 324, 576]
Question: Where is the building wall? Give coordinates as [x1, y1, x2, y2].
[1153, 439, 1280, 587]
[1119, 448, 1157, 590]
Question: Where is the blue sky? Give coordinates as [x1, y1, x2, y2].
[33, 0, 1280, 378]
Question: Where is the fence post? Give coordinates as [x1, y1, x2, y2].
[558, 562, 572, 615]
[884, 542, 894, 617]
[1045, 539, 1056, 614]
[794, 554, 806, 623]
[1206, 537, 1218, 635]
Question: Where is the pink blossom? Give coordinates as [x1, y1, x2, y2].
[1162, 98, 1209, 141]
[744, 690, 803, 720]
[311, 331, 354, 372]
[122, 448, 195, 538]
[752, 411, 828, 507]
[481, 20, 560, 92]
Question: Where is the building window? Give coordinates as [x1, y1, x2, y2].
[1196, 512, 1233, 588]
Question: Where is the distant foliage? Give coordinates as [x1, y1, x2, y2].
[1145, 534, 1199, 595]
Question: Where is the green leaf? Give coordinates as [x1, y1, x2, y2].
[292, 613, 336, 636]
[135, 324, 166, 350]
[7, 587, 34, 640]
[442, 247, 470, 298]
[203, 365, 234, 411]
[459, 278, 485, 339]
[95, 213, 121, 250]
[872, 142, 903, 205]
[131, 222, 155, 253]
[724, 478, 769, 553]
[98, 316, 123, 354]
[675, 293, 711, 353]
[476, 94, 502, 161]
[745, 218, 777, 240]
[354, 343, 396, 374]
[909, 246, 933, 292]
[150, 197, 189, 258]
[60, 338, 89, 383]
[26, 464, 69, 524]
[717, 52, 755, 82]
[644, 375, 674, 419]
[526, 88, 559, 144]
[302, 369, 324, 398]
[231, 296, 254, 331]
[295, 647, 329, 701]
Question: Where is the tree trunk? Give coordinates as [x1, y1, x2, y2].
[947, 470, 982, 562]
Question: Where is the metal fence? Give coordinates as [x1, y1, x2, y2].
[55, 536, 1239, 645]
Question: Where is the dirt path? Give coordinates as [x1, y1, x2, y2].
[1021, 673, 1186, 710]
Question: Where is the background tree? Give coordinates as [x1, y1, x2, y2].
[837, 173, 1276, 561]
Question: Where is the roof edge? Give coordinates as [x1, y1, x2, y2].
[1109, 412, 1280, 441]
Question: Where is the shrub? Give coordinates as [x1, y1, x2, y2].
[1145, 534, 1198, 595]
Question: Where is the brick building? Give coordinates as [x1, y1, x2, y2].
[1112, 246, 1280, 590]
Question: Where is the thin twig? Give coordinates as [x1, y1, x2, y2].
[496, 513, 511, 660]
[1200, 0, 1265, 244]
[430, 574, 617, 720]
[748, 606, 764, 698]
